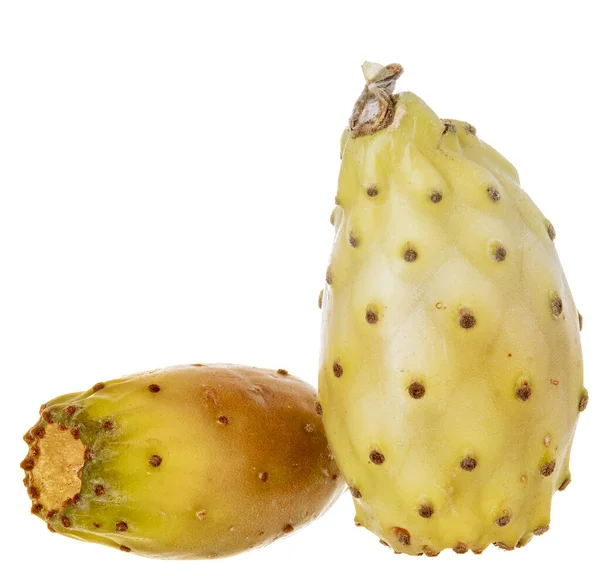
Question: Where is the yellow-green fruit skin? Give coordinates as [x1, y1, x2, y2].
[23, 365, 343, 558]
[319, 92, 585, 555]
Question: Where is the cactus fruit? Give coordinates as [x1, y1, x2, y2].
[22, 364, 343, 558]
[318, 63, 585, 556]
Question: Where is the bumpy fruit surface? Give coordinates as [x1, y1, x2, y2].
[318, 62, 586, 556]
[22, 364, 343, 558]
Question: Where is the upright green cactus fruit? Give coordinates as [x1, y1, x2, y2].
[318, 62, 586, 556]
[22, 364, 343, 558]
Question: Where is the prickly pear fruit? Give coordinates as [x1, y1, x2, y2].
[22, 364, 343, 558]
[318, 62, 586, 556]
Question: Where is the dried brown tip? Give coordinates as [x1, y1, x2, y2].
[391, 526, 411, 546]
[23, 431, 35, 445]
[64, 405, 76, 417]
[366, 186, 378, 198]
[115, 521, 128, 532]
[31, 502, 43, 514]
[494, 542, 514, 551]
[276, 368, 288, 376]
[92, 382, 105, 392]
[408, 381, 425, 399]
[282, 524, 294, 534]
[47, 523, 56, 533]
[61, 515, 71, 528]
[533, 525, 550, 536]
[453, 542, 468, 554]
[460, 456, 477, 471]
[318, 290, 323, 309]
[547, 221, 556, 240]
[466, 123, 477, 135]
[540, 460, 556, 477]
[349, 63, 403, 138]
[41, 410, 53, 423]
[120, 546, 131, 553]
[578, 311, 583, 331]
[422, 545, 439, 557]
[459, 309, 476, 329]
[369, 450, 385, 465]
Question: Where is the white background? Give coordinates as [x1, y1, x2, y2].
[0, 1, 597, 575]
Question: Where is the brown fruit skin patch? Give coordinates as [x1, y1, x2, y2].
[493, 245, 507, 262]
[282, 524, 294, 534]
[349, 486, 362, 499]
[516, 382, 532, 401]
[418, 503, 434, 518]
[64, 405, 76, 417]
[365, 308, 379, 324]
[22, 364, 344, 559]
[332, 362, 343, 378]
[547, 222, 556, 240]
[559, 477, 571, 491]
[92, 382, 105, 392]
[551, 295, 563, 316]
[369, 450, 385, 465]
[533, 525, 549, 536]
[148, 384, 160, 393]
[495, 512, 511, 527]
[460, 456, 477, 471]
[488, 187, 501, 202]
[540, 460, 556, 477]
[459, 309, 476, 329]
[149, 455, 163, 468]
[403, 247, 418, 262]
[408, 381, 425, 399]
[391, 526, 411, 545]
[579, 392, 589, 412]
[430, 190, 442, 203]
[366, 186, 378, 197]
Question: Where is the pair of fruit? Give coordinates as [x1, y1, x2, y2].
[22, 62, 586, 558]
